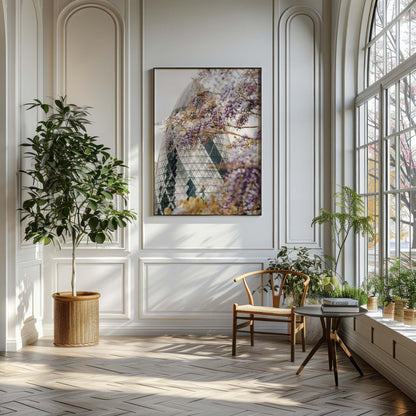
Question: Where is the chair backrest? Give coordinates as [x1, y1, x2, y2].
[234, 269, 310, 307]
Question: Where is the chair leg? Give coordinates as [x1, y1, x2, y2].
[250, 314, 254, 346]
[290, 315, 296, 362]
[232, 303, 237, 356]
[301, 317, 306, 352]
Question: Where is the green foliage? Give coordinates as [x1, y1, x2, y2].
[311, 186, 374, 282]
[337, 285, 368, 305]
[386, 258, 416, 308]
[265, 246, 334, 303]
[362, 274, 383, 298]
[20, 97, 136, 293]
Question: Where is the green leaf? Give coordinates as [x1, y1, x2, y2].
[116, 217, 127, 228]
[101, 190, 113, 200]
[89, 217, 99, 230]
[88, 200, 98, 211]
[108, 217, 118, 231]
[95, 232, 105, 244]
[22, 200, 35, 210]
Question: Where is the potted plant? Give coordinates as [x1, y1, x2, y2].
[311, 185, 374, 285]
[362, 275, 382, 311]
[20, 97, 136, 346]
[266, 246, 326, 303]
[265, 246, 330, 344]
[388, 258, 411, 322]
[403, 277, 416, 325]
[379, 275, 395, 318]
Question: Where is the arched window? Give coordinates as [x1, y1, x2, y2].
[357, 0, 416, 277]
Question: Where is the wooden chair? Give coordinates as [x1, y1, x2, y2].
[232, 269, 310, 362]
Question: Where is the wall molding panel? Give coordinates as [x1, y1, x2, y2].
[278, 5, 323, 248]
[140, 259, 264, 320]
[55, 258, 130, 319]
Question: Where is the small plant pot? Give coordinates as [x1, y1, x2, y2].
[393, 299, 408, 322]
[383, 302, 395, 319]
[367, 296, 378, 311]
[53, 291, 100, 347]
[403, 308, 416, 325]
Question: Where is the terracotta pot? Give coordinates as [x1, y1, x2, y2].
[403, 308, 416, 325]
[393, 299, 407, 322]
[383, 302, 395, 319]
[367, 296, 378, 311]
[52, 291, 100, 347]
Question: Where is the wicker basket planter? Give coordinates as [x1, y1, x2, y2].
[383, 302, 395, 319]
[393, 298, 407, 322]
[367, 296, 378, 311]
[403, 308, 416, 325]
[52, 291, 100, 347]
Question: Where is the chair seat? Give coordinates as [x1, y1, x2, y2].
[235, 304, 293, 316]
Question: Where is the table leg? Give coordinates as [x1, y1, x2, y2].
[335, 332, 363, 376]
[296, 336, 325, 375]
[331, 333, 339, 386]
[326, 318, 332, 370]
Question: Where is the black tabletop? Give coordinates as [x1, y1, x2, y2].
[294, 305, 368, 318]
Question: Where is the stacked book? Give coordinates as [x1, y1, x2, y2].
[321, 298, 360, 313]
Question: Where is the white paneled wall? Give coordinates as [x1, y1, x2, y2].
[3, 0, 330, 346]
[14, 0, 44, 350]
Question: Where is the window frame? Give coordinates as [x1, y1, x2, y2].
[356, 0, 416, 280]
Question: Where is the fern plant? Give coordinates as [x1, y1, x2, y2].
[311, 185, 374, 283]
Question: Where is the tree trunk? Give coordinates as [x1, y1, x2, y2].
[71, 229, 76, 296]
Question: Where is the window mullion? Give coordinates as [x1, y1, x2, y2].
[380, 83, 386, 276]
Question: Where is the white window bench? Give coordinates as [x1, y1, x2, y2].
[341, 310, 416, 402]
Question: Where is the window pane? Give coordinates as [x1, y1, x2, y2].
[388, 193, 398, 258]
[375, 36, 385, 80]
[399, 131, 416, 189]
[398, 191, 416, 261]
[411, 70, 416, 122]
[399, 75, 412, 131]
[373, 0, 385, 38]
[400, 0, 413, 12]
[399, 12, 410, 62]
[359, 147, 367, 194]
[411, 7, 416, 56]
[369, 143, 379, 194]
[368, 194, 379, 274]
[386, 0, 398, 24]
[387, 23, 398, 71]
[368, 95, 380, 143]
[368, 44, 376, 85]
[387, 84, 397, 135]
[388, 136, 398, 190]
[358, 104, 366, 146]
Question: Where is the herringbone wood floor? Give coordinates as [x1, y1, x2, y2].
[0, 335, 415, 415]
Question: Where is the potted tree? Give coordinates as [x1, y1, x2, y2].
[311, 185, 374, 285]
[20, 97, 136, 346]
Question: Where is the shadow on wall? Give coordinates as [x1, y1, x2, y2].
[17, 278, 39, 345]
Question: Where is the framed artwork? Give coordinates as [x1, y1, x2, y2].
[153, 67, 261, 216]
